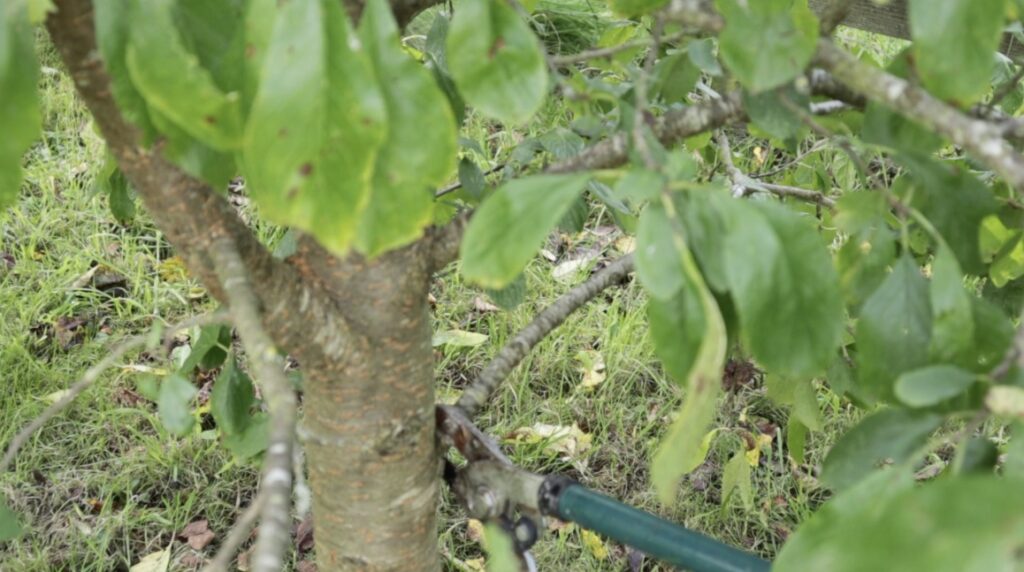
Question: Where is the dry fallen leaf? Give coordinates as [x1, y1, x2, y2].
[745, 433, 774, 467]
[178, 519, 216, 550]
[130, 547, 171, 572]
[473, 296, 500, 313]
[614, 235, 636, 254]
[505, 423, 592, 460]
[296, 561, 318, 572]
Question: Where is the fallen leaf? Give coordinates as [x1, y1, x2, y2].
[626, 547, 646, 572]
[130, 548, 171, 572]
[159, 257, 189, 282]
[295, 514, 315, 553]
[986, 386, 1024, 418]
[581, 529, 608, 560]
[540, 249, 558, 262]
[614, 236, 636, 254]
[178, 553, 205, 569]
[505, 423, 592, 460]
[296, 561, 318, 572]
[432, 330, 488, 348]
[473, 296, 500, 313]
[41, 389, 71, 404]
[187, 530, 215, 550]
[464, 558, 486, 571]
[466, 518, 486, 546]
[69, 265, 100, 290]
[54, 315, 89, 349]
[552, 257, 593, 282]
[745, 432, 774, 467]
[575, 350, 606, 390]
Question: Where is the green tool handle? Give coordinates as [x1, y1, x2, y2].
[551, 482, 770, 572]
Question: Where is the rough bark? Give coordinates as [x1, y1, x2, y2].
[295, 241, 440, 570]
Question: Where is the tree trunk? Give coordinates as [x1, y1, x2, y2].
[291, 241, 440, 571]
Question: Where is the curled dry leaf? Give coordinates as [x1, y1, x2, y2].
[130, 547, 171, 572]
[473, 296, 500, 313]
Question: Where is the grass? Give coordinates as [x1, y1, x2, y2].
[0, 26, 897, 572]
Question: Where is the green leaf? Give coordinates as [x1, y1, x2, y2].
[897, 156, 998, 275]
[856, 256, 933, 401]
[836, 227, 897, 313]
[127, 0, 243, 150]
[0, 496, 22, 541]
[1005, 422, 1024, 477]
[180, 324, 231, 372]
[929, 246, 974, 362]
[743, 86, 807, 141]
[96, 153, 136, 224]
[677, 191, 730, 293]
[483, 523, 521, 572]
[990, 234, 1024, 287]
[652, 51, 700, 104]
[355, 0, 457, 256]
[821, 408, 942, 490]
[776, 476, 1024, 572]
[909, 0, 1005, 103]
[486, 273, 527, 310]
[717, 197, 843, 378]
[447, 0, 548, 125]
[172, 0, 246, 96]
[721, 450, 752, 509]
[432, 329, 489, 348]
[223, 412, 269, 459]
[211, 356, 255, 436]
[687, 38, 722, 76]
[158, 374, 198, 437]
[787, 418, 808, 464]
[894, 365, 976, 408]
[636, 205, 685, 300]
[461, 174, 590, 288]
[0, 0, 41, 210]
[647, 279, 705, 384]
[649, 199, 728, 503]
[457, 158, 486, 201]
[715, 0, 819, 93]
[27, 0, 54, 23]
[425, 12, 466, 125]
[609, 0, 669, 17]
[613, 168, 664, 205]
[94, 0, 156, 138]
[243, 0, 386, 255]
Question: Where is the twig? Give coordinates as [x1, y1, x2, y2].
[631, 15, 665, 171]
[457, 254, 635, 416]
[202, 492, 266, 572]
[549, 32, 684, 66]
[435, 164, 506, 198]
[210, 237, 298, 572]
[716, 130, 836, 208]
[0, 312, 225, 474]
[814, 39, 1024, 192]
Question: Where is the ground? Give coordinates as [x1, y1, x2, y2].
[0, 19, 914, 572]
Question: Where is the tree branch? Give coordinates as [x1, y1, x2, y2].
[1, 312, 225, 474]
[202, 492, 266, 572]
[813, 39, 1024, 192]
[46, 0, 354, 366]
[547, 92, 745, 174]
[210, 237, 298, 572]
[457, 254, 636, 416]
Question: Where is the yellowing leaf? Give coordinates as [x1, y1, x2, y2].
[158, 257, 189, 282]
[466, 518, 486, 546]
[130, 547, 171, 572]
[506, 423, 592, 460]
[581, 529, 609, 560]
[746, 433, 774, 467]
[432, 329, 488, 348]
[986, 386, 1024, 418]
[575, 350, 607, 390]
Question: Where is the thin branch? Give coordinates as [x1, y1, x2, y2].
[549, 32, 685, 66]
[546, 91, 746, 174]
[457, 254, 636, 416]
[1, 312, 225, 474]
[435, 164, 505, 198]
[631, 15, 666, 171]
[202, 493, 267, 572]
[814, 0, 853, 35]
[717, 130, 835, 208]
[210, 237, 298, 572]
[814, 39, 1024, 192]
